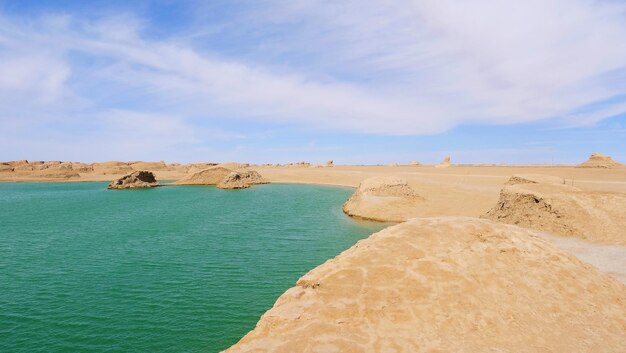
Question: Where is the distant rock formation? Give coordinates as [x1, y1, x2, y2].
[325, 160, 334, 167]
[217, 171, 269, 189]
[172, 167, 233, 185]
[130, 161, 170, 171]
[342, 176, 424, 222]
[578, 153, 621, 168]
[70, 162, 93, 173]
[223, 217, 626, 353]
[172, 167, 268, 189]
[483, 174, 626, 244]
[92, 161, 134, 175]
[107, 171, 159, 189]
[218, 162, 250, 170]
[409, 160, 420, 166]
[435, 155, 451, 168]
[185, 163, 219, 174]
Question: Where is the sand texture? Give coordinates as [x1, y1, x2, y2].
[342, 176, 424, 222]
[224, 217, 626, 353]
[484, 175, 626, 245]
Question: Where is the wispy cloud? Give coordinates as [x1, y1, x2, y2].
[0, 1, 625, 161]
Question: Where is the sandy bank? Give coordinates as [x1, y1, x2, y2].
[224, 217, 626, 353]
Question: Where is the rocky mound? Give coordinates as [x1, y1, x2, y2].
[409, 160, 420, 166]
[224, 217, 626, 353]
[578, 153, 621, 168]
[325, 160, 334, 167]
[217, 171, 268, 189]
[484, 175, 626, 245]
[172, 167, 233, 185]
[342, 177, 424, 222]
[107, 171, 158, 189]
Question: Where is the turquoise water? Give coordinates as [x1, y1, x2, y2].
[0, 182, 385, 353]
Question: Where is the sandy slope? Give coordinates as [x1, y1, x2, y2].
[224, 217, 626, 353]
[484, 175, 626, 245]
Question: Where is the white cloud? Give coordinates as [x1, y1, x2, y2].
[0, 0, 625, 152]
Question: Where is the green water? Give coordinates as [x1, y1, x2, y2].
[0, 182, 385, 352]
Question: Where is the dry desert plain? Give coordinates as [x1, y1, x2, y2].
[2, 157, 626, 352]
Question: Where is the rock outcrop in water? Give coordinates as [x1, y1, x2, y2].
[578, 153, 621, 168]
[224, 217, 626, 353]
[217, 171, 268, 189]
[342, 176, 424, 222]
[107, 171, 159, 189]
[483, 174, 626, 245]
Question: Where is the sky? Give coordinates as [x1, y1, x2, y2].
[0, 0, 625, 164]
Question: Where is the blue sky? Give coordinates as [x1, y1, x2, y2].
[1, 0, 625, 164]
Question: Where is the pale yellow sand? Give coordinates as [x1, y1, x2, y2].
[224, 217, 626, 353]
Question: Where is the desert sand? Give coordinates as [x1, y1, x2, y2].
[224, 217, 626, 353]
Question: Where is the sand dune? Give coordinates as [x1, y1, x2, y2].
[224, 217, 626, 353]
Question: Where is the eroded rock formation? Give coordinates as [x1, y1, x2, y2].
[483, 174, 626, 244]
[342, 176, 424, 222]
[217, 171, 268, 189]
[107, 171, 159, 189]
[578, 153, 621, 168]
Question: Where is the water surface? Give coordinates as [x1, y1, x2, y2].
[0, 182, 385, 352]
